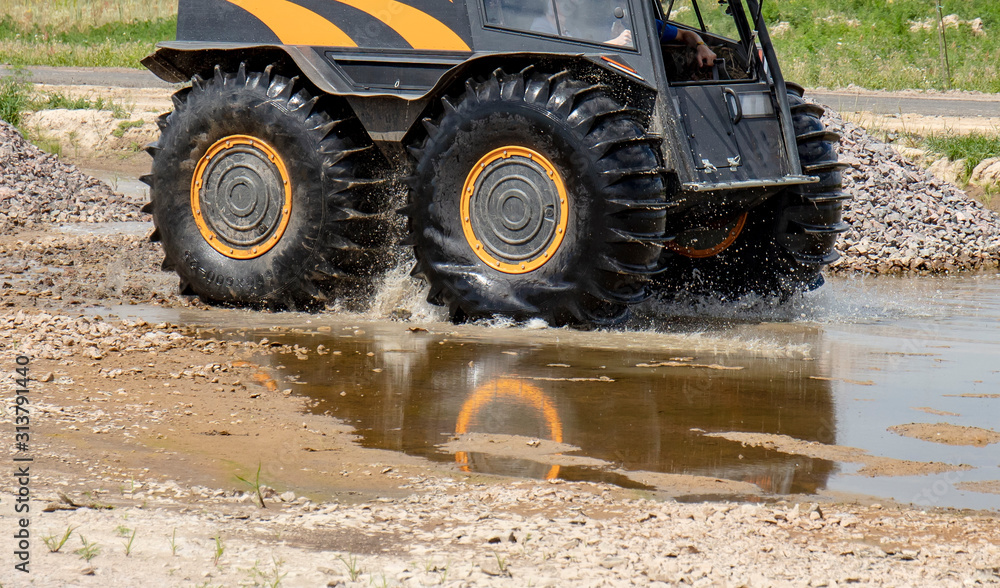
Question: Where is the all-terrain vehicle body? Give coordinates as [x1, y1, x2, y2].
[142, 0, 848, 326]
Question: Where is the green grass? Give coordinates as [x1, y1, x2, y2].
[1, 0, 176, 29]
[0, 70, 31, 127]
[1, 0, 997, 87]
[0, 14, 175, 69]
[75, 534, 101, 562]
[0, 71, 133, 129]
[761, 0, 1000, 92]
[924, 132, 1000, 180]
[35, 91, 132, 118]
[113, 119, 144, 137]
[42, 525, 78, 553]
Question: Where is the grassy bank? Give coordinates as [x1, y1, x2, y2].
[0, 0, 175, 68]
[0, 1, 997, 88]
[765, 0, 999, 92]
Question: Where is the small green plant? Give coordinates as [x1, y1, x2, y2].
[0, 70, 31, 128]
[212, 536, 225, 566]
[115, 525, 132, 537]
[113, 119, 144, 138]
[42, 525, 77, 553]
[169, 528, 179, 556]
[246, 556, 286, 588]
[32, 135, 63, 156]
[75, 534, 101, 562]
[492, 551, 509, 576]
[519, 532, 533, 555]
[337, 554, 362, 581]
[235, 462, 267, 508]
[372, 571, 389, 588]
[123, 528, 137, 556]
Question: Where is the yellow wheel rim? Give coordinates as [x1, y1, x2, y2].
[191, 135, 292, 260]
[461, 146, 569, 275]
[668, 212, 748, 259]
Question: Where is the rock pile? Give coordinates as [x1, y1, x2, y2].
[3, 106, 998, 276]
[824, 110, 1000, 273]
[0, 120, 144, 232]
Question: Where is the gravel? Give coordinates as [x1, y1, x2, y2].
[2, 106, 998, 275]
[0, 120, 144, 232]
[823, 109, 1000, 274]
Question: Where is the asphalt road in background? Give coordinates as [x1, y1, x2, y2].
[3, 65, 999, 117]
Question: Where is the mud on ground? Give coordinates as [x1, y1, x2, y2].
[3, 295, 1000, 586]
[1, 215, 999, 586]
[1, 87, 999, 585]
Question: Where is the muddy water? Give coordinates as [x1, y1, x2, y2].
[105, 273, 1000, 509]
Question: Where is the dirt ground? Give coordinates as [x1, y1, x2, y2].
[2, 217, 999, 586]
[1, 84, 999, 586]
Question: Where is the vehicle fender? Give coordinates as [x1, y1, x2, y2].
[143, 43, 356, 95]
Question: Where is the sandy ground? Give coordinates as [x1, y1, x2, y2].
[889, 423, 1000, 448]
[1, 224, 999, 586]
[2, 83, 999, 586]
[840, 112, 1000, 137]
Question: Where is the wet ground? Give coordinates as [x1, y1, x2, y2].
[96, 271, 1000, 511]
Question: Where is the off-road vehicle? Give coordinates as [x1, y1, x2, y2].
[142, 0, 848, 326]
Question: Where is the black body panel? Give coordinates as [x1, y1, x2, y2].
[146, 0, 813, 195]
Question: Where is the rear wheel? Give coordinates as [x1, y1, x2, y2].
[143, 64, 386, 308]
[652, 85, 849, 301]
[406, 68, 667, 326]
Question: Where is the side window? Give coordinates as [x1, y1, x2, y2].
[662, 0, 741, 42]
[484, 0, 635, 49]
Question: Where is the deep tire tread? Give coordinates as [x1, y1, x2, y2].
[146, 64, 388, 309]
[409, 68, 666, 326]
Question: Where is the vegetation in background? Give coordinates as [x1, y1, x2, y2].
[35, 91, 132, 118]
[668, 0, 997, 92]
[0, 0, 175, 29]
[925, 132, 1000, 180]
[0, 0, 175, 69]
[0, 1, 998, 87]
[0, 70, 31, 127]
[0, 71, 132, 128]
[761, 0, 999, 92]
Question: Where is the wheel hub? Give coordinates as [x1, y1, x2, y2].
[668, 213, 748, 259]
[191, 135, 292, 259]
[461, 146, 568, 274]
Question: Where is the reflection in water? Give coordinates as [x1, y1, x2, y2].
[135, 273, 997, 508]
[219, 326, 837, 497]
[454, 378, 563, 481]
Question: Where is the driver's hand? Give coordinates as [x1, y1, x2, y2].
[695, 43, 717, 68]
[607, 29, 632, 47]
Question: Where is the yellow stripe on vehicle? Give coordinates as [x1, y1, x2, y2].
[333, 0, 470, 51]
[225, 0, 358, 47]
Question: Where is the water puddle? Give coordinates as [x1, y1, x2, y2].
[106, 273, 1000, 510]
[81, 168, 150, 202]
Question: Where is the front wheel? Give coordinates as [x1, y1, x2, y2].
[406, 68, 668, 326]
[144, 64, 384, 309]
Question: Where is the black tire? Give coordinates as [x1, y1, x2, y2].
[143, 63, 387, 309]
[652, 85, 849, 301]
[405, 67, 667, 326]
